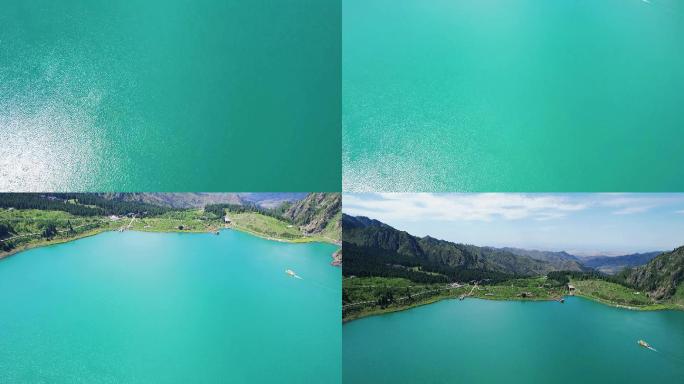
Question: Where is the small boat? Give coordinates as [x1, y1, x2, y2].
[285, 269, 302, 279]
[638, 340, 656, 351]
[459, 295, 465, 301]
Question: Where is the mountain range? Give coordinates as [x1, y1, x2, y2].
[581, 252, 662, 274]
[342, 214, 673, 285]
[494, 248, 663, 275]
[99, 193, 306, 209]
[343, 215, 559, 283]
[492, 248, 585, 272]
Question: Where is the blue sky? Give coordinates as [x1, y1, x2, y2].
[343, 193, 684, 256]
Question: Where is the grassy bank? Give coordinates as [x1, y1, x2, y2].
[226, 212, 338, 244]
[570, 279, 682, 311]
[1, 208, 115, 259]
[343, 276, 684, 322]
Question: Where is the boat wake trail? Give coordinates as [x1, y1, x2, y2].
[285, 269, 337, 291]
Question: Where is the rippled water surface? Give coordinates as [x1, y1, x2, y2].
[343, 0, 684, 191]
[1, 0, 340, 191]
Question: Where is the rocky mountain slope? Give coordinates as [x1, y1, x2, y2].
[622, 246, 684, 300]
[283, 193, 341, 238]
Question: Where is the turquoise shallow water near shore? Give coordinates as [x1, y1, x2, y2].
[0, 0, 340, 191]
[343, 297, 684, 383]
[0, 230, 341, 383]
[343, 0, 684, 191]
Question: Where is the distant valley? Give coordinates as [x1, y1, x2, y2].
[579, 252, 662, 274]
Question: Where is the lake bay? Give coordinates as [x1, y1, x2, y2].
[0, 230, 341, 383]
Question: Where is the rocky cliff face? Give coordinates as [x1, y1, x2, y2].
[283, 193, 341, 236]
[623, 246, 684, 300]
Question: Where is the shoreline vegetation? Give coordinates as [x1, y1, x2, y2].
[342, 275, 684, 322]
[341, 214, 684, 322]
[0, 194, 341, 262]
[0, 221, 337, 262]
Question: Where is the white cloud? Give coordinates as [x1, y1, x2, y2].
[343, 193, 587, 222]
[599, 195, 684, 215]
[612, 206, 654, 215]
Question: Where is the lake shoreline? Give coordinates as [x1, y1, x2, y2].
[344, 294, 561, 323]
[226, 224, 337, 245]
[1, 225, 339, 262]
[0, 227, 111, 261]
[574, 293, 681, 312]
[343, 293, 682, 323]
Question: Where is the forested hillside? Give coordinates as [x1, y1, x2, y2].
[342, 214, 558, 283]
[0, 194, 171, 216]
[622, 247, 684, 300]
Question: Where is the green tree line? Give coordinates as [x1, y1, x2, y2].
[0, 193, 171, 217]
[204, 202, 290, 222]
[547, 270, 629, 287]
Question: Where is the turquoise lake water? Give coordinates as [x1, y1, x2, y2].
[0, 230, 341, 383]
[343, 0, 684, 191]
[0, 0, 340, 191]
[343, 297, 684, 383]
